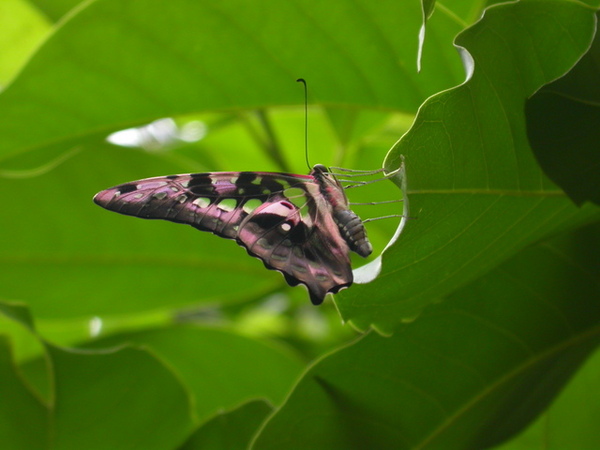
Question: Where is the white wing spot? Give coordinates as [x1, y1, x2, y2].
[170, 186, 179, 192]
[152, 192, 168, 200]
[230, 176, 239, 184]
[176, 194, 187, 203]
[192, 197, 210, 208]
[280, 223, 291, 232]
[133, 193, 144, 199]
[180, 179, 190, 188]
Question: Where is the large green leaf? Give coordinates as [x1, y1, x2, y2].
[48, 344, 194, 449]
[0, 0, 49, 85]
[0, 0, 464, 319]
[497, 348, 600, 449]
[84, 326, 303, 422]
[0, 303, 195, 450]
[29, 0, 85, 22]
[254, 222, 600, 449]
[0, 336, 48, 448]
[0, 143, 282, 318]
[181, 400, 272, 450]
[0, 0, 463, 164]
[339, 0, 599, 332]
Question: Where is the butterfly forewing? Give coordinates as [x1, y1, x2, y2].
[94, 167, 370, 304]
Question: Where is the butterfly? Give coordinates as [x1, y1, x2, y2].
[93, 164, 372, 305]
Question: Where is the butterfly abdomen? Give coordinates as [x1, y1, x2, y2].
[333, 209, 373, 258]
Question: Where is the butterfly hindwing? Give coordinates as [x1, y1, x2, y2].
[236, 191, 353, 304]
[94, 167, 370, 304]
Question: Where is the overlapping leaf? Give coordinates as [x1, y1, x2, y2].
[0, 301, 303, 448]
[254, 222, 600, 449]
[338, 0, 599, 332]
[0, 0, 463, 318]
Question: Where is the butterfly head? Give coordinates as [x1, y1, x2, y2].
[311, 163, 329, 173]
[310, 164, 342, 188]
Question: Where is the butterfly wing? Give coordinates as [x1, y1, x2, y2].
[235, 184, 353, 305]
[93, 171, 353, 304]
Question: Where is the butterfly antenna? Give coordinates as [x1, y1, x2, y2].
[297, 78, 311, 170]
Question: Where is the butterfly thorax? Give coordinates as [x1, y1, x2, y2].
[311, 164, 373, 258]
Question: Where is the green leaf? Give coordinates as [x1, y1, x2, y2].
[338, 0, 599, 332]
[0, 302, 195, 449]
[181, 400, 272, 450]
[0, 300, 36, 331]
[84, 326, 303, 422]
[254, 221, 600, 449]
[497, 348, 600, 449]
[48, 343, 194, 449]
[0, 0, 463, 164]
[0, 0, 49, 85]
[526, 12, 600, 206]
[0, 336, 48, 449]
[0, 144, 285, 318]
[28, 0, 84, 22]
[0, 0, 465, 318]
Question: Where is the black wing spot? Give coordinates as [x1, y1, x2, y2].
[249, 213, 284, 230]
[261, 178, 285, 193]
[187, 175, 214, 196]
[304, 247, 317, 262]
[119, 184, 138, 194]
[187, 174, 212, 186]
[287, 222, 309, 245]
[236, 172, 264, 196]
[236, 172, 265, 195]
[237, 172, 284, 198]
[189, 186, 215, 196]
[237, 172, 258, 185]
